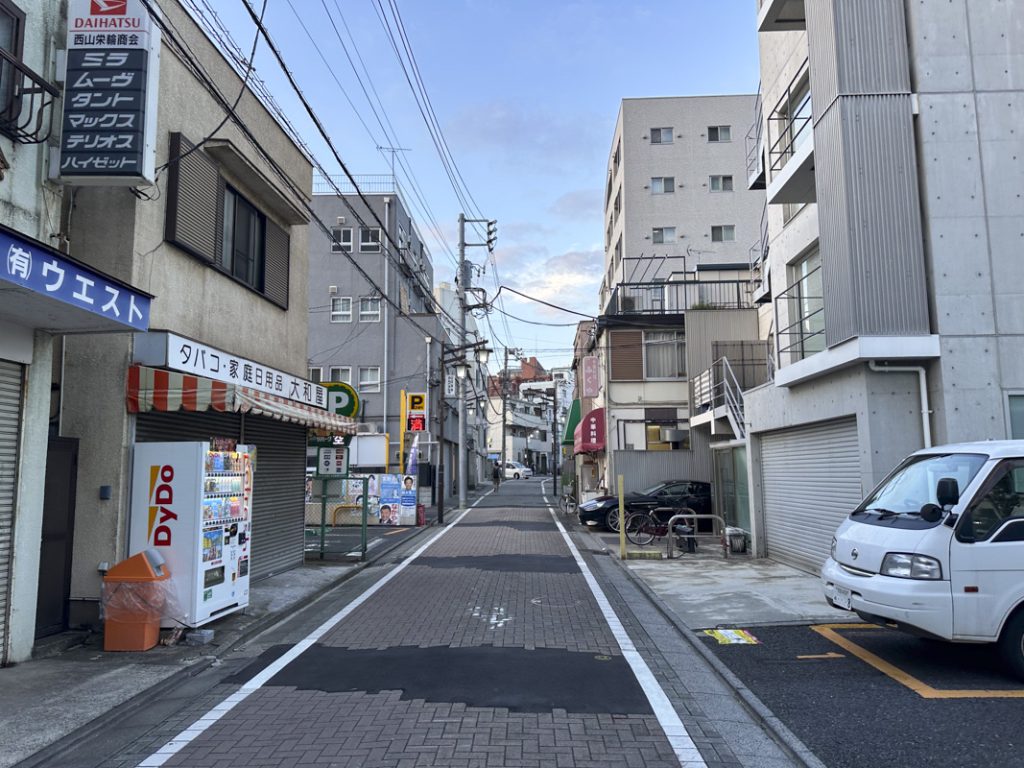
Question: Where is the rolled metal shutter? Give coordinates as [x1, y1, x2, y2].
[760, 417, 862, 574]
[0, 361, 24, 665]
[135, 411, 242, 444]
[241, 415, 306, 580]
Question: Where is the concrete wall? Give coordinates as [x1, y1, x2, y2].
[906, 0, 1024, 443]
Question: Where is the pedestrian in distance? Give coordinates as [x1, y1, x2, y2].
[492, 461, 502, 493]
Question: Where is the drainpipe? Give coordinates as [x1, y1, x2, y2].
[383, 196, 391, 461]
[868, 361, 932, 448]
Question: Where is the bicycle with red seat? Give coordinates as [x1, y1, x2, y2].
[624, 506, 697, 552]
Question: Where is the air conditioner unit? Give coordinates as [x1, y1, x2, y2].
[336, 216, 345, 225]
[661, 428, 687, 443]
[355, 423, 379, 434]
[328, 285, 338, 294]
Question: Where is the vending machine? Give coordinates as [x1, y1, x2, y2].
[130, 441, 253, 627]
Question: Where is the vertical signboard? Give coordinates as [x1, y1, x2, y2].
[582, 355, 600, 399]
[60, 0, 161, 185]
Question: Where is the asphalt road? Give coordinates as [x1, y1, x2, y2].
[702, 623, 1024, 768]
[63, 477, 793, 768]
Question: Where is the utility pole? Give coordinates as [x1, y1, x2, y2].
[457, 213, 468, 510]
[437, 339, 446, 525]
[500, 347, 509, 472]
[551, 382, 559, 481]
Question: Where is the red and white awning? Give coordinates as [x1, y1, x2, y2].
[126, 365, 356, 433]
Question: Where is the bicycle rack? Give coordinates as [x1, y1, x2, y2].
[660, 510, 730, 559]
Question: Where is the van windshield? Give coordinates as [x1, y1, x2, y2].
[858, 453, 987, 515]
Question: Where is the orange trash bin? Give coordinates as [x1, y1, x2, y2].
[102, 550, 171, 652]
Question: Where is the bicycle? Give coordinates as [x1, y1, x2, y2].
[558, 491, 577, 516]
[624, 508, 697, 550]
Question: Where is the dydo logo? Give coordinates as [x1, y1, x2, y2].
[91, 0, 128, 14]
[147, 464, 177, 546]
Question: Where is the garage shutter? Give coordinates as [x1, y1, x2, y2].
[760, 417, 862, 574]
[0, 361, 24, 665]
[241, 415, 306, 580]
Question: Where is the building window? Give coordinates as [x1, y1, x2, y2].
[221, 186, 266, 291]
[709, 175, 734, 192]
[644, 331, 686, 379]
[308, 367, 323, 383]
[783, 249, 824, 362]
[328, 366, 351, 384]
[359, 296, 381, 322]
[652, 227, 676, 245]
[651, 176, 674, 194]
[359, 227, 382, 253]
[331, 227, 352, 253]
[711, 225, 735, 242]
[707, 125, 731, 142]
[330, 296, 352, 323]
[650, 127, 673, 144]
[358, 366, 381, 393]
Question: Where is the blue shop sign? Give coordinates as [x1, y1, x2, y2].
[2, 229, 151, 330]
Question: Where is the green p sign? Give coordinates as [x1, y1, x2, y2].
[324, 381, 359, 418]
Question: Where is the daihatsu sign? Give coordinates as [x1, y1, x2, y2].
[60, 0, 161, 185]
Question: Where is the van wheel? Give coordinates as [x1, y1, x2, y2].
[999, 610, 1024, 681]
[514, 473, 520, 479]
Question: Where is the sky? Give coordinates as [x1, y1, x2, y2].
[197, 0, 762, 374]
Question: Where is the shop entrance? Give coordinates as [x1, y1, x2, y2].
[35, 438, 79, 638]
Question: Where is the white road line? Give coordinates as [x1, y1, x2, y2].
[137, 499, 485, 768]
[542, 494, 707, 768]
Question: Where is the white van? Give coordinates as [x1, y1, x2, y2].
[821, 441, 1024, 680]
[504, 461, 533, 480]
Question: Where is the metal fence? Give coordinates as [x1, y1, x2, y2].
[304, 476, 370, 560]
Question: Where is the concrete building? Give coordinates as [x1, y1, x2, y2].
[592, 95, 765, 499]
[307, 176, 442, 480]
[486, 356, 560, 473]
[0, 0, 127, 664]
[726, 0, 1024, 573]
[4, 0, 349, 660]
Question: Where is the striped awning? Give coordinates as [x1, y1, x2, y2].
[126, 364, 356, 433]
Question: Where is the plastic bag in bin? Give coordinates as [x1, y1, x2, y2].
[100, 549, 181, 623]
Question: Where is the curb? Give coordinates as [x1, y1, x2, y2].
[604, 548, 828, 768]
[14, 517, 443, 768]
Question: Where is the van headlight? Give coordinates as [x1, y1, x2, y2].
[880, 553, 942, 580]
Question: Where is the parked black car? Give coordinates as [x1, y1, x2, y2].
[577, 480, 712, 531]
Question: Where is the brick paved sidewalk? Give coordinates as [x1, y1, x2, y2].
[100, 503, 797, 768]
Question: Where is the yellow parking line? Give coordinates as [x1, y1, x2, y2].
[811, 623, 1024, 699]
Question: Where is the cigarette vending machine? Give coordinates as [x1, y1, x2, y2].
[130, 441, 253, 627]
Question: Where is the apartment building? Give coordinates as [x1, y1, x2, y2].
[308, 177, 442, 476]
[732, 0, 1024, 573]
[592, 96, 765, 497]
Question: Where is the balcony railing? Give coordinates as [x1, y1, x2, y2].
[767, 59, 812, 175]
[774, 265, 825, 367]
[745, 90, 765, 189]
[747, 200, 771, 302]
[692, 343, 772, 439]
[605, 279, 753, 316]
[0, 48, 59, 144]
[314, 173, 405, 197]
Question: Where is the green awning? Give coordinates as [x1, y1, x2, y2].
[561, 399, 581, 445]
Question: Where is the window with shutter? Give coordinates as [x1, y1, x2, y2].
[165, 133, 221, 263]
[609, 330, 644, 380]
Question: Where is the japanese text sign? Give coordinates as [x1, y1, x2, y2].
[582, 355, 601, 399]
[2, 229, 150, 330]
[60, 0, 160, 184]
[140, 332, 328, 409]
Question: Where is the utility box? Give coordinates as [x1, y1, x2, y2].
[102, 550, 172, 652]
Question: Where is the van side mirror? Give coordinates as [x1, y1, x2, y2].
[919, 503, 944, 523]
[936, 477, 960, 508]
